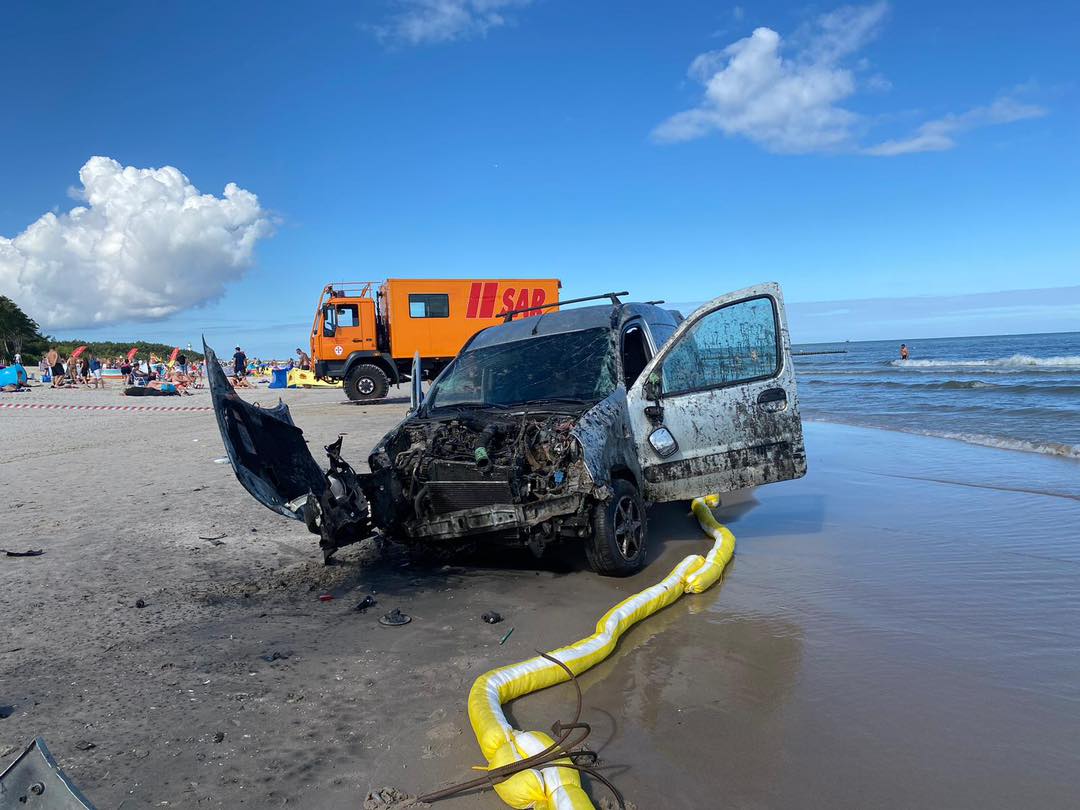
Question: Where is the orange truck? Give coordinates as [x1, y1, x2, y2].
[311, 278, 561, 400]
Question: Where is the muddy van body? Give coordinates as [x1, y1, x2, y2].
[208, 283, 806, 575]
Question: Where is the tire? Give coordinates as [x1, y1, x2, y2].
[345, 363, 390, 401]
[585, 478, 648, 576]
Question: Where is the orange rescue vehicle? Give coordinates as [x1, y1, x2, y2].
[311, 278, 561, 400]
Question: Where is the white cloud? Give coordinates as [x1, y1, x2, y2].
[373, 0, 532, 46]
[862, 95, 1047, 156]
[654, 2, 888, 153]
[0, 156, 272, 329]
[654, 2, 1046, 156]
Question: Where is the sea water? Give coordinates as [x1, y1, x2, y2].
[793, 331, 1080, 460]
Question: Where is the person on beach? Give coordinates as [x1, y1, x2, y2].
[296, 347, 311, 370]
[89, 354, 104, 389]
[900, 343, 910, 360]
[46, 348, 64, 387]
[176, 352, 188, 375]
[232, 347, 247, 382]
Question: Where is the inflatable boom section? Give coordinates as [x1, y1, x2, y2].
[466, 495, 736, 809]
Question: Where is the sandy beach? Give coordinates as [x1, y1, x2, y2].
[2, 384, 1079, 808]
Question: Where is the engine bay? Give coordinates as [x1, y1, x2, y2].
[373, 412, 596, 543]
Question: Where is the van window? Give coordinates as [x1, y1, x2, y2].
[409, 293, 450, 318]
[661, 296, 779, 396]
[622, 323, 651, 385]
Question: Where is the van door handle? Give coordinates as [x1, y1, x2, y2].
[757, 387, 787, 411]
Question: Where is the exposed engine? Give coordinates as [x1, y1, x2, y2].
[373, 413, 595, 546]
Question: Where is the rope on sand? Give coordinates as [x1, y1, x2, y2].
[435, 494, 734, 809]
[0, 402, 213, 413]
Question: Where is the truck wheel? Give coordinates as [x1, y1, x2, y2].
[345, 364, 389, 401]
[585, 478, 648, 577]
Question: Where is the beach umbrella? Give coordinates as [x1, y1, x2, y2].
[70, 345, 87, 359]
[168, 347, 180, 367]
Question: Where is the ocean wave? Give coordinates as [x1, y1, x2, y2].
[801, 379, 1080, 395]
[804, 416, 1080, 460]
[888, 354, 1080, 370]
[902, 430, 1080, 460]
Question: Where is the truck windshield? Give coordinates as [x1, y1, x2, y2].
[427, 327, 617, 410]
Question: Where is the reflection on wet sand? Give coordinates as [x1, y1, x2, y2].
[502, 422, 1080, 809]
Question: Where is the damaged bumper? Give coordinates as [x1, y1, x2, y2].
[405, 493, 585, 540]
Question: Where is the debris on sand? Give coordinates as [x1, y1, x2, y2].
[1, 549, 44, 557]
[379, 609, 411, 627]
[354, 595, 378, 613]
[212, 732, 225, 744]
[74, 740, 96, 750]
[0, 705, 13, 719]
[260, 651, 291, 663]
[135, 599, 147, 609]
[481, 611, 503, 625]
[363, 786, 429, 809]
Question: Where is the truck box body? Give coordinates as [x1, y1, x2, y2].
[382, 278, 561, 361]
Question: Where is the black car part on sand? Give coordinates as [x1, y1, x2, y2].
[0, 738, 96, 809]
[204, 340, 373, 561]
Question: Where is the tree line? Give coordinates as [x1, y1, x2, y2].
[0, 296, 204, 365]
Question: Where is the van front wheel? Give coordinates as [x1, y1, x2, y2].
[345, 364, 389, 401]
[585, 479, 648, 576]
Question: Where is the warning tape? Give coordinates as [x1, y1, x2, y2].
[0, 402, 212, 413]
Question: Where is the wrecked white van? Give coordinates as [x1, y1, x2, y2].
[207, 283, 806, 575]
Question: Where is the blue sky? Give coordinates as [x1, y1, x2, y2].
[1, 0, 1077, 355]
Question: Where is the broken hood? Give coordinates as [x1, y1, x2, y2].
[205, 340, 326, 519]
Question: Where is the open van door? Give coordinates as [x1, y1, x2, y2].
[625, 282, 806, 501]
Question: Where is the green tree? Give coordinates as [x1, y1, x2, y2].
[0, 296, 48, 364]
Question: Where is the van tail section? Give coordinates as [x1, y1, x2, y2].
[310, 278, 560, 401]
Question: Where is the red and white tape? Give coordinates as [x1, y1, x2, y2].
[0, 402, 213, 413]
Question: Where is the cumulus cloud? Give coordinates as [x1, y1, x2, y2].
[654, 2, 888, 153]
[862, 95, 1047, 156]
[654, 2, 1046, 156]
[373, 0, 532, 46]
[0, 156, 272, 329]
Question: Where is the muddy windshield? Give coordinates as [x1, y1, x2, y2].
[427, 327, 617, 410]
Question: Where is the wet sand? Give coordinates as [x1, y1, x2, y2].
[2, 384, 1078, 808]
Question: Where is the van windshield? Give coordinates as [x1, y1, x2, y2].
[427, 328, 617, 410]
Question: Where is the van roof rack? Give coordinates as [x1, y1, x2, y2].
[502, 291, 629, 322]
